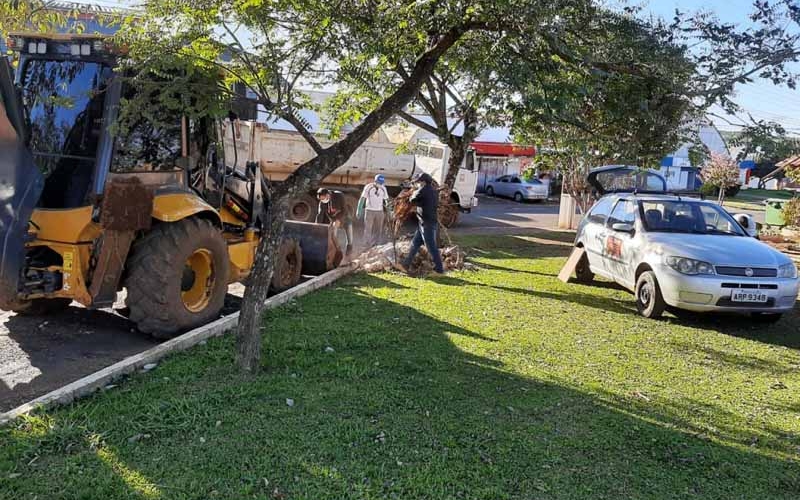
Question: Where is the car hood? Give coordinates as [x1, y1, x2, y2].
[646, 233, 791, 267]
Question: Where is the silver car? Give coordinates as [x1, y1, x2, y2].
[486, 175, 548, 202]
[573, 166, 799, 322]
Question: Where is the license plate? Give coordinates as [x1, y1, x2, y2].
[731, 289, 769, 303]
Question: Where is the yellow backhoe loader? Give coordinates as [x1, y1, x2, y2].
[0, 33, 334, 338]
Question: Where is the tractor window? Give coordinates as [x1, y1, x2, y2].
[22, 59, 112, 207]
[111, 85, 182, 172]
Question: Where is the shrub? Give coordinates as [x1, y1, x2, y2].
[782, 197, 800, 227]
[698, 182, 717, 197]
[700, 153, 740, 204]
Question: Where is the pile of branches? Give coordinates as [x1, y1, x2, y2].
[355, 240, 471, 275]
[394, 181, 458, 230]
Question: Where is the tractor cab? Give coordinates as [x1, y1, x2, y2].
[0, 32, 328, 336]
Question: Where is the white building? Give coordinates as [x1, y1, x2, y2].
[656, 123, 730, 191]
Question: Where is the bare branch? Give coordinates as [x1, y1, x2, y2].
[398, 109, 439, 135]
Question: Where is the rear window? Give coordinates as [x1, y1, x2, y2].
[592, 168, 666, 193]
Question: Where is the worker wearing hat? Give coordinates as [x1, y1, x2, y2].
[316, 187, 354, 261]
[358, 174, 390, 247]
[399, 172, 444, 274]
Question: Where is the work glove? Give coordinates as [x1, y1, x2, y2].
[356, 197, 366, 220]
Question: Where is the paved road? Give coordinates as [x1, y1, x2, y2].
[0, 287, 245, 412]
[453, 195, 562, 235]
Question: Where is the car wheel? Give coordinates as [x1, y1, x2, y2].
[635, 271, 666, 319]
[750, 312, 783, 324]
[486, 186, 494, 196]
[514, 192, 524, 203]
[574, 250, 594, 283]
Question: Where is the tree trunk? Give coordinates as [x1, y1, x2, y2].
[236, 194, 289, 373]
[443, 107, 477, 190]
[444, 137, 466, 189]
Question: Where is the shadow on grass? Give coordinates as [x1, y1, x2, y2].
[1, 274, 799, 499]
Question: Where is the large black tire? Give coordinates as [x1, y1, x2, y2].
[486, 186, 494, 196]
[635, 271, 666, 319]
[514, 192, 524, 203]
[13, 298, 72, 316]
[271, 238, 303, 293]
[574, 250, 594, 283]
[124, 218, 229, 339]
[288, 194, 318, 223]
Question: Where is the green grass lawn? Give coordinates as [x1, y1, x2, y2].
[2, 232, 800, 499]
[726, 188, 795, 212]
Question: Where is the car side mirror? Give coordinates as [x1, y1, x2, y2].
[612, 222, 635, 234]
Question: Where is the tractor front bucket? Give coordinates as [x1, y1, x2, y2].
[283, 221, 341, 275]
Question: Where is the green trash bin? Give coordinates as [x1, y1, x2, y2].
[764, 198, 787, 227]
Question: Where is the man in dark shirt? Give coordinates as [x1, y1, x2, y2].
[400, 172, 444, 274]
[316, 188, 354, 258]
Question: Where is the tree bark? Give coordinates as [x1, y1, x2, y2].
[236, 193, 289, 373]
[443, 106, 477, 190]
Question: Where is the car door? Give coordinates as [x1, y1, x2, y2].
[497, 176, 510, 197]
[509, 176, 523, 198]
[602, 199, 639, 289]
[580, 196, 615, 275]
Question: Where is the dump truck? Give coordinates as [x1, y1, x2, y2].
[225, 121, 478, 228]
[224, 120, 415, 224]
[0, 32, 336, 337]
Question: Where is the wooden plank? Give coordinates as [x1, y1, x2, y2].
[558, 247, 585, 283]
[0, 264, 356, 426]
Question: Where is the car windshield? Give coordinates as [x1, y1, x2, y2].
[640, 200, 746, 236]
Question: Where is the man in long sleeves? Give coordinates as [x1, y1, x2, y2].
[399, 172, 444, 274]
[359, 174, 389, 247]
[316, 188, 354, 261]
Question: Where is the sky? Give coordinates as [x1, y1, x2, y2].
[72, 0, 800, 134]
[640, 0, 800, 134]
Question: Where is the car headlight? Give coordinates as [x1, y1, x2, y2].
[778, 262, 797, 279]
[665, 256, 715, 275]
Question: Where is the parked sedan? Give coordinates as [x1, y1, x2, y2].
[573, 166, 799, 322]
[486, 175, 548, 202]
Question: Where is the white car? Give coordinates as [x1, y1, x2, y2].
[485, 175, 549, 202]
[573, 166, 799, 322]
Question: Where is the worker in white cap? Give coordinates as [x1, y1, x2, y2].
[359, 174, 389, 247]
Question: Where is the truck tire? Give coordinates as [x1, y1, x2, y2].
[13, 298, 72, 316]
[271, 238, 303, 293]
[288, 194, 318, 223]
[124, 218, 229, 339]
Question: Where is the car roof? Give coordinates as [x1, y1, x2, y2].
[601, 193, 713, 204]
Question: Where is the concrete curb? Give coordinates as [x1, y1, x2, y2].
[0, 264, 356, 426]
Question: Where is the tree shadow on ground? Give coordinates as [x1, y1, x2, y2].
[1, 274, 798, 499]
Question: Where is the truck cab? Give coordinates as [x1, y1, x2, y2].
[413, 139, 479, 214]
